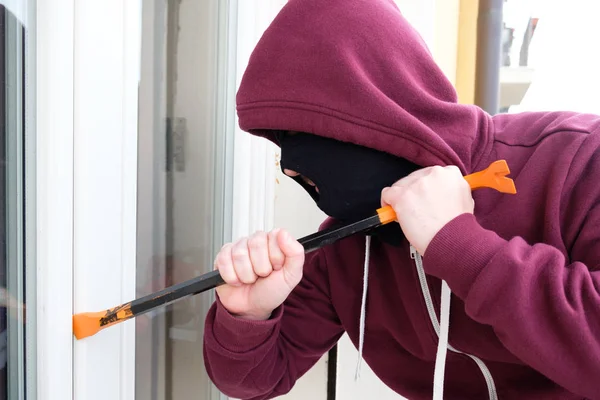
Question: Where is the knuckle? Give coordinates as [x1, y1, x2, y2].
[240, 271, 257, 284]
[248, 232, 267, 250]
[269, 242, 285, 265]
[216, 263, 235, 281]
[231, 246, 249, 261]
[416, 175, 428, 185]
[383, 185, 396, 195]
[268, 231, 283, 249]
[217, 244, 232, 261]
[217, 251, 229, 265]
[431, 165, 444, 175]
[254, 264, 272, 277]
[415, 179, 428, 192]
[267, 231, 278, 243]
[446, 165, 460, 176]
[217, 244, 231, 258]
[383, 187, 401, 203]
[271, 252, 285, 266]
[222, 271, 238, 284]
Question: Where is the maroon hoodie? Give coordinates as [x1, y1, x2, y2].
[203, 0, 600, 398]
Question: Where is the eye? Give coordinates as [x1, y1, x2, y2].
[283, 168, 300, 177]
[301, 176, 315, 186]
[283, 169, 319, 193]
[301, 176, 319, 193]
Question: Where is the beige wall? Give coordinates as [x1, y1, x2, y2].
[455, 0, 480, 104]
[434, 0, 461, 86]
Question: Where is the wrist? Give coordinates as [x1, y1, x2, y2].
[210, 297, 282, 354]
[231, 309, 273, 321]
[423, 213, 505, 298]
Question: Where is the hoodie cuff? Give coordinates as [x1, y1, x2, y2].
[423, 213, 506, 299]
[212, 296, 283, 354]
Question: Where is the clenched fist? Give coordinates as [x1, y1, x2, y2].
[214, 229, 305, 321]
[381, 165, 474, 255]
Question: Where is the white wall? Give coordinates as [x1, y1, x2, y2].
[273, 153, 330, 400]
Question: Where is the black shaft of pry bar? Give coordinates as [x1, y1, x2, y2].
[127, 212, 385, 317]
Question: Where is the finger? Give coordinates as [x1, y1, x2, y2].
[444, 165, 471, 190]
[390, 166, 434, 188]
[277, 229, 305, 288]
[214, 243, 241, 286]
[443, 164, 462, 176]
[268, 229, 285, 271]
[231, 238, 258, 284]
[247, 231, 272, 277]
[381, 185, 404, 208]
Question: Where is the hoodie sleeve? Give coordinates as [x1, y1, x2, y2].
[423, 203, 600, 399]
[203, 249, 344, 400]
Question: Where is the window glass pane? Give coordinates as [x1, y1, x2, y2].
[0, 1, 32, 399]
[499, 0, 539, 113]
[501, 1, 600, 114]
[136, 1, 229, 398]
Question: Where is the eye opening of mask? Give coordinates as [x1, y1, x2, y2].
[282, 167, 321, 202]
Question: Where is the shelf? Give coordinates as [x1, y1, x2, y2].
[499, 66, 535, 109]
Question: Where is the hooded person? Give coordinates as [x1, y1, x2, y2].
[203, 0, 600, 399]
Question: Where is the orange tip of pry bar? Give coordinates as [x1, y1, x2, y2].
[464, 160, 517, 194]
[72, 311, 104, 340]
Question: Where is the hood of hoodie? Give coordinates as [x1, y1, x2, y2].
[236, 0, 492, 175]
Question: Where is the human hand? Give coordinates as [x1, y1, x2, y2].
[381, 165, 474, 255]
[214, 229, 305, 321]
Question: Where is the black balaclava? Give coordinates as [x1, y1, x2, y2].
[277, 131, 421, 246]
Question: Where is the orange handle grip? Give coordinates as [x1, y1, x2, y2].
[376, 160, 516, 224]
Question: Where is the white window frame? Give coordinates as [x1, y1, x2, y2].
[71, 1, 140, 399]
[35, 0, 74, 399]
[36, 0, 140, 399]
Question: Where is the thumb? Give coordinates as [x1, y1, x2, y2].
[277, 229, 305, 287]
